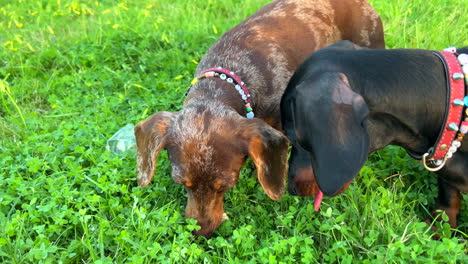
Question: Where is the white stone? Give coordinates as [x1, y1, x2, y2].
[458, 54, 468, 65]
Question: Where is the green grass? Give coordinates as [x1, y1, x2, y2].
[1, 0, 467, 263]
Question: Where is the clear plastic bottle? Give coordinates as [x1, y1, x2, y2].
[106, 124, 136, 155]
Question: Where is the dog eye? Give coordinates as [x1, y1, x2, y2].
[213, 182, 225, 193]
[184, 181, 193, 188]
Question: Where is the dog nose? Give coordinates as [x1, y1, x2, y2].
[193, 219, 216, 238]
[194, 229, 214, 238]
[191, 214, 228, 237]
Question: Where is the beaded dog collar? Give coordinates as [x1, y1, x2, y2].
[190, 67, 255, 118]
[419, 48, 468, 171]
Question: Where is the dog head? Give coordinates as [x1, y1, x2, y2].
[282, 71, 369, 197]
[134, 103, 288, 237]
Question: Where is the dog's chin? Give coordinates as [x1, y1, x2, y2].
[288, 180, 320, 197]
[194, 229, 214, 238]
[193, 213, 229, 238]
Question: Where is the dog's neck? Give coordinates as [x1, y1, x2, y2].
[189, 68, 255, 118]
[353, 50, 448, 154]
[184, 78, 249, 117]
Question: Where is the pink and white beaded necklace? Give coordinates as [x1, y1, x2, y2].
[189, 67, 255, 119]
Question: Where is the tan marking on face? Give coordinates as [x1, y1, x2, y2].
[213, 182, 222, 191]
[292, 167, 320, 196]
[335, 182, 352, 195]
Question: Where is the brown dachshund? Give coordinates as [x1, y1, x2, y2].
[135, 0, 385, 237]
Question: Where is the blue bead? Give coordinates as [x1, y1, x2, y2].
[447, 123, 459, 131]
[464, 96, 468, 106]
[246, 112, 254, 118]
[453, 73, 464, 81]
[453, 99, 464, 106]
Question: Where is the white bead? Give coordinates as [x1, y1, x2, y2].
[242, 95, 247, 100]
[458, 54, 468, 65]
[227, 78, 233, 83]
[444, 47, 456, 53]
[448, 146, 457, 153]
[452, 140, 461, 148]
[239, 90, 245, 96]
[446, 152, 453, 158]
[462, 64, 468, 75]
[220, 74, 226, 80]
[235, 85, 241, 91]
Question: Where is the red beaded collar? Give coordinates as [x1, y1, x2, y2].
[189, 67, 255, 118]
[410, 49, 468, 171]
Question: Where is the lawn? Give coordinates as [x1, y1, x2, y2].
[0, 0, 467, 263]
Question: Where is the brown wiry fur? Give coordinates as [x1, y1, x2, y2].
[135, 0, 385, 237]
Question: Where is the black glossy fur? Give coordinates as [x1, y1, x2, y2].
[281, 40, 468, 228]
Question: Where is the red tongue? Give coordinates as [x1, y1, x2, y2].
[314, 190, 323, 211]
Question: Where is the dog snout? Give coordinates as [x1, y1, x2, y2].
[185, 195, 226, 237]
[193, 221, 215, 238]
[289, 167, 320, 196]
[190, 216, 224, 238]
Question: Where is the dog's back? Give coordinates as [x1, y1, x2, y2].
[190, 0, 385, 127]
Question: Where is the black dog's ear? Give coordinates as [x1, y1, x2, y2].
[291, 72, 370, 196]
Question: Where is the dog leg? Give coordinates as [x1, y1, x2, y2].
[425, 176, 462, 240]
[433, 176, 462, 228]
[431, 150, 468, 230]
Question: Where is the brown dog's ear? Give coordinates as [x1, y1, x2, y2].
[239, 118, 289, 200]
[134, 111, 174, 187]
[285, 72, 369, 196]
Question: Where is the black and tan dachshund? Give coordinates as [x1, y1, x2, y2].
[281, 40, 468, 229]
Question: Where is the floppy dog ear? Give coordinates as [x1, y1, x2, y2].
[134, 111, 174, 187]
[292, 72, 370, 196]
[239, 118, 289, 200]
